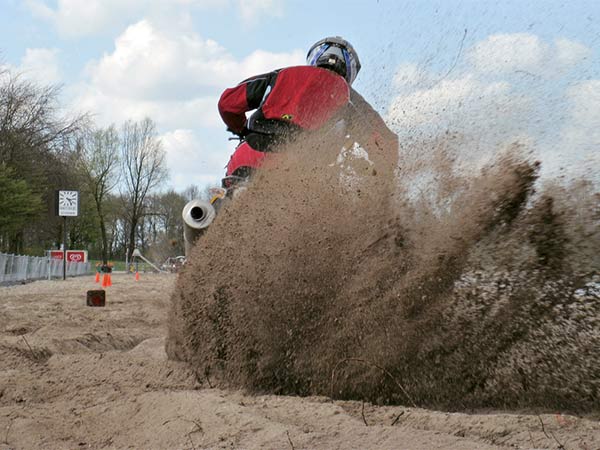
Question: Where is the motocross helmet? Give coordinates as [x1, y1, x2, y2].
[306, 36, 361, 85]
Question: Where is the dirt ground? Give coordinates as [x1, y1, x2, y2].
[0, 274, 598, 450]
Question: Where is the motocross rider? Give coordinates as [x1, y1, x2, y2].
[218, 36, 398, 188]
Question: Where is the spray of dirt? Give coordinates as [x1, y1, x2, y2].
[167, 123, 600, 412]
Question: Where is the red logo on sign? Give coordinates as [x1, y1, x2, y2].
[49, 250, 87, 262]
[50, 251, 64, 260]
[67, 252, 84, 262]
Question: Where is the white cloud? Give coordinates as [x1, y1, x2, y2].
[237, 49, 305, 78]
[388, 75, 527, 133]
[237, 0, 284, 26]
[0, 47, 62, 86]
[25, 0, 147, 37]
[567, 80, 600, 124]
[392, 63, 428, 91]
[554, 38, 592, 69]
[386, 33, 597, 175]
[84, 20, 228, 99]
[160, 129, 224, 190]
[389, 76, 475, 126]
[66, 19, 303, 185]
[20, 48, 62, 85]
[467, 33, 549, 74]
[388, 74, 537, 172]
[467, 33, 592, 77]
[557, 80, 600, 155]
[71, 20, 302, 129]
[538, 80, 600, 177]
[25, 0, 281, 37]
[70, 82, 221, 130]
[23, 0, 55, 21]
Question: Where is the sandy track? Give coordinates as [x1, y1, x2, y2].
[0, 274, 597, 449]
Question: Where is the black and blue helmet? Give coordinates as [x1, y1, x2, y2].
[307, 36, 361, 85]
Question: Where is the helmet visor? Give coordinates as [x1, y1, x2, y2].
[312, 46, 347, 78]
[307, 38, 361, 85]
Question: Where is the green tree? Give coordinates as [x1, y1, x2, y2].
[0, 164, 42, 252]
[0, 69, 86, 253]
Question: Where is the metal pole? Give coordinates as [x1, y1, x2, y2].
[63, 216, 67, 281]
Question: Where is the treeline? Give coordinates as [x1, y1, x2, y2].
[0, 67, 206, 263]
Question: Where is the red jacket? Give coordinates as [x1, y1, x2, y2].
[219, 65, 350, 135]
[219, 65, 351, 177]
[218, 65, 398, 178]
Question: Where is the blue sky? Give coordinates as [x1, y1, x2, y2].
[1, 0, 599, 191]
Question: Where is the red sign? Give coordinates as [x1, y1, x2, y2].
[49, 250, 88, 262]
[67, 251, 87, 262]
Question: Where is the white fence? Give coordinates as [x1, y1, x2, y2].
[0, 252, 92, 284]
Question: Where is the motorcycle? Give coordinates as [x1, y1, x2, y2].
[181, 127, 380, 257]
[181, 91, 396, 257]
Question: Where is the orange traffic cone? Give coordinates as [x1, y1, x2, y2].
[135, 271, 140, 281]
[95, 272, 100, 283]
[107, 274, 112, 287]
[101, 273, 108, 288]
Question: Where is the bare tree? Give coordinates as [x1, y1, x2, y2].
[78, 125, 120, 263]
[182, 184, 201, 201]
[183, 183, 219, 201]
[140, 190, 186, 260]
[120, 118, 168, 261]
[0, 73, 86, 165]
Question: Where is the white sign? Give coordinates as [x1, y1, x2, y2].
[57, 190, 79, 217]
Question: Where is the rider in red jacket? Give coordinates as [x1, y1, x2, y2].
[218, 36, 397, 187]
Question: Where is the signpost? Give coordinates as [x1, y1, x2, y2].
[55, 190, 80, 280]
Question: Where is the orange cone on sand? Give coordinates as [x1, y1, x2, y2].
[98, 263, 113, 288]
[135, 271, 140, 281]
